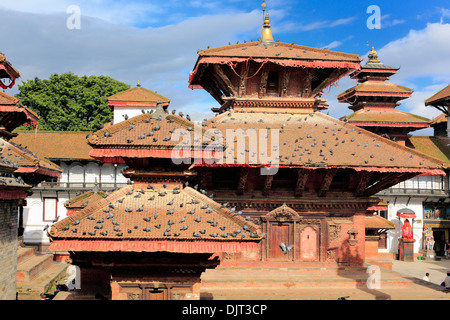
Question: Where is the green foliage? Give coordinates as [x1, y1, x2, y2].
[17, 72, 130, 131]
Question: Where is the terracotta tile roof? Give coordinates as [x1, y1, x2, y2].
[430, 113, 447, 126]
[197, 41, 361, 62]
[407, 136, 450, 167]
[64, 190, 107, 210]
[425, 84, 450, 105]
[88, 111, 220, 161]
[49, 184, 262, 243]
[11, 131, 93, 160]
[189, 41, 362, 87]
[108, 86, 170, 106]
[1, 137, 62, 177]
[337, 81, 413, 100]
[0, 91, 19, 105]
[199, 110, 445, 173]
[342, 109, 430, 126]
[365, 214, 395, 229]
[0, 92, 39, 128]
[0, 53, 20, 79]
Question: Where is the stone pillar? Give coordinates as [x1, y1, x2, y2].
[0, 200, 19, 300]
[398, 238, 416, 262]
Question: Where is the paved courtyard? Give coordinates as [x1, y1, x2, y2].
[391, 258, 450, 287]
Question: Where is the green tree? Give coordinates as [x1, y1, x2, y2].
[17, 72, 130, 131]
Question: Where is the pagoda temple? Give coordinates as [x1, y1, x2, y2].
[47, 5, 446, 300]
[338, 47, 430, 146]
[0, 53, 61, 300]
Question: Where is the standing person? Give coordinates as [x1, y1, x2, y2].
[444, 240, 449, 259]
[422, 273, 430, 282]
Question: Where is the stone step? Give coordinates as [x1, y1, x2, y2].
[17, 262, 69, 300]
[17, 253, 54, 283]
[17, 247, 36, 265]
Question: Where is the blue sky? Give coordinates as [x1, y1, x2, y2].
[1, 0, 450, 134]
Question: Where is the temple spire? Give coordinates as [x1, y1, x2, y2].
[367, 47, 382, 65]
[260, 1, 275, 44]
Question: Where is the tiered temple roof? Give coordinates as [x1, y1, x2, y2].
[338, 47, 429, 144]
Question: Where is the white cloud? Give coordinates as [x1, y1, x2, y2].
[1, 8, 261, 117]
[322, 41, 342, 50]
[377, 22, 450, 82]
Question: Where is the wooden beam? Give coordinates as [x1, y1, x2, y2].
[355, 171, 373, 196]
[237, 167, 249, 195]
[238, 62, 250, 97]
[294, 169, 309, 197]
[363, 172, 417, 196]
[310, 69, 343, 97]
[213, 64, 238, 97]
[201, 72, 225, 104]
[280, 69, 290, 97]
[301, 69, 312, 97]
[262, 175, 274, 196]
[259, 68, 269, 97]
[319, 169, 338, 197]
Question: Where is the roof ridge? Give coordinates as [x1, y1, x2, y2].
[51, 185, 133, 234]
[199, 41, 361, 61]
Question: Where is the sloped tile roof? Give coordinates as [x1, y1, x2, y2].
[0, 137, 61, 177]
[0, 53, 20, 79]
[108, 86, 170, 105]
[407, 136, 450, 167]
[365, 214, 395, 229]
[337, 81, 413, 100]
[87, 111, 221, 162]
[64, 190, 107, 210]
[88, 112, 193, 148]
[425, 84, 450, 105]
[200, 110, 445, 173]
[430, 113, 447, 126]
[342, 109, 430, 125]
[197, 41, 361, 62]
[50, 184, 261, 243]
[11, 131, 93, 160]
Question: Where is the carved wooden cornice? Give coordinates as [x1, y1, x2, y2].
[214, 198, 375, 213]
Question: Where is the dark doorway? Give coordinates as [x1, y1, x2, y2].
[433, 230, 446, 256]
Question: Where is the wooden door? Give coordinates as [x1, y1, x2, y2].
[269, 222, 291, 260]
[147, 289, 166, 300]
[300, 226, 318, 261]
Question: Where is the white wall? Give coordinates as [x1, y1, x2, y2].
[22, 161, 130, 245]
[384, 197, 425, 254]
[113, 107, 152, 124]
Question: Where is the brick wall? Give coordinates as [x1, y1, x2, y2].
[0, 200, 19, 300]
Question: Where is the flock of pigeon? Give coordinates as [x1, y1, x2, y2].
[51, 182, 262, 242]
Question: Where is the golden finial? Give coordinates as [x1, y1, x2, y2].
[262, 0, 266, 22]
[367, 46, 382, 64]
[260, 10, 275, 44]
[137, 80, 141, 87]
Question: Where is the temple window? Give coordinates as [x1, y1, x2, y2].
[267, 71, 279, 94]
